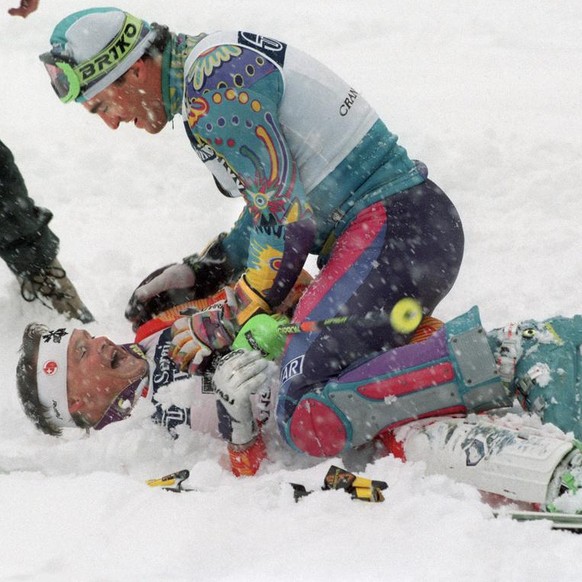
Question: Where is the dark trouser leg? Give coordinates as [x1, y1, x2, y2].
[0, 140, 93, 321]
[0, 139, 58, 277]
[277, 180, 464, 447]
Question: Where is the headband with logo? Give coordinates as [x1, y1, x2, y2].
[37, 328, 76, 428]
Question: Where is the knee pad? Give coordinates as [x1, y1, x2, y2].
[286, 395, 351, 457]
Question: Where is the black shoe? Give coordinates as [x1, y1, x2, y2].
[19, 259, 94, 323]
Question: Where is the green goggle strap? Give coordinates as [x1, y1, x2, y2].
[55, 61, 81, 103]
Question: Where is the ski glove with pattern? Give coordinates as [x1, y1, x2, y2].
[170, 287, 239, 375]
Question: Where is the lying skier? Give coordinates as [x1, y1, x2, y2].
[16, 290, 582, 511]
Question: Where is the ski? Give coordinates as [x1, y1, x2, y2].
[146, 469, 193, 492]
[494, 510, 582, 531]
[291, 465, 388, 502]
[146, 465, 387, 502]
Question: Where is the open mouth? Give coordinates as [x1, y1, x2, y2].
[106, 343, 148, 378]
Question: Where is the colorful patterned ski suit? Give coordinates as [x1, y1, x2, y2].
[170, 30, 464, 455]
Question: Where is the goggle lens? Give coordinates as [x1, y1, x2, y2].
[40, 54, 81, 103]
[43, 62, 69, 100]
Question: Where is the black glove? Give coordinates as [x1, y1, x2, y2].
[125, 234, 238, 330]
[125, 263, 198, 329]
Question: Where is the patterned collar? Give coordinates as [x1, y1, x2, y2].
[162, 31, 207, 119]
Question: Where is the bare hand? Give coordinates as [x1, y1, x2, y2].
[8, 0, 39, 17]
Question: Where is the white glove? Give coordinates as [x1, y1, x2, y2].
[213, 350, 270, 445]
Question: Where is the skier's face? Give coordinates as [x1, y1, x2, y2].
[66, 329, 148, 427]
[82, 59, 167, 134]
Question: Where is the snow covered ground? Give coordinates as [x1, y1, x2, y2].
[1, 1, 582, 579]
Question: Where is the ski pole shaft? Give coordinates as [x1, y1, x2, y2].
[232, 298, 424, 360]
[277, 297, 423, 336]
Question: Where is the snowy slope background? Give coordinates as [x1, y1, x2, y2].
[1, 1, 582, 580]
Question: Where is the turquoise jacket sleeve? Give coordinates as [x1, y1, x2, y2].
[495, 315, 582, 439]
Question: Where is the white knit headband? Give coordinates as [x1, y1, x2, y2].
[37, 328, 77, 428]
